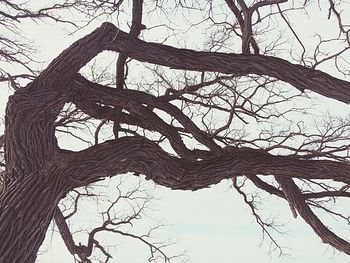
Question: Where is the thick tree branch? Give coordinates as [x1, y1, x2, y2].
[304, 190, 350, 199]
[40, 23, 116, 85]
[61, 137, 350, 191]
[54, 208, 77, 256]
[3, 23, 118, 179]
[97, 23, 350, 103]
[276, 176, 350, 255]
[249, 175, 350, 200]
[54, 207, 95, 262]
[70, 74, 222, 154]
[0, 2, 349, 259]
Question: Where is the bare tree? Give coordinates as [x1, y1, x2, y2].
[0, 0, 350, 262]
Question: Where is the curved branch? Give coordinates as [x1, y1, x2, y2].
[40, 23, 117, 84]
[4, 23, 118, 178]
[248, 175, 285, 198]
[250, 0, 288, 12]
[70, 74, 221, 154]
[101, 23, 350, 103]
[276, 176, 350, 255]
[61, 137, 350, 191]
[248, 175, 350, 199]
[4, 22, 350, 105]
[73, 93, 197, 159]
[54, 208, 77, 256]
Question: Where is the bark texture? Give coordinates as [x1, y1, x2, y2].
[276, 177, 350, 255]
[0, 169, 67, 262]
[0, 22, 350, 262]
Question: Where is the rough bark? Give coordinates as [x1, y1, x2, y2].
[276, 177, 350, 255]
[115, 0, 144, 90]
[0, 22, 115, 262]
[101, 23, 350, 104]
[0, 168, 67, 262]
[0, 22, 350, 262]
[60, 137, 350, 190]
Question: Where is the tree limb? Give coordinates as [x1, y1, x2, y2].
[276, 176, 350, 254]
[61, 137, 350, 191]
[98, 23, 350, 103]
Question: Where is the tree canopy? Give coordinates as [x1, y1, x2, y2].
[0, 0, 349, 262]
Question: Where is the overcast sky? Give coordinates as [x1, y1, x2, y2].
[1, 2, 350, 262]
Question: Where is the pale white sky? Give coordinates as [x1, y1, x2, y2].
[1, 1, 350, 262]
[36, 179, 349, 263]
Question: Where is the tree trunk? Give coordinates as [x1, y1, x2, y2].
[1, 21, 350, 261]
[0, 79, 68, 262]
[0, 169, 66, 263]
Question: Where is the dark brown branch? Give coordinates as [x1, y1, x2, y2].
[250, 0, 288, 12]
[276, 176, 350, 255]
[61, 137, 350, 191]
[97, 23, 350, 103]
[54, 208, 77, 256]
[304, 190, 350, 199]
[113, 0, 144, 139]
[224, 0, 244, 27]
[0, 135, 4, 149]
[23, 21, 350, 106]
[3, 23, 120, 179]
[248, 175, 285, 198]
[116, 0, 144, 90]
[70, 74, 222, 154]
[71, 96, 212, 160]
[39, 23, 116, 85]
[74, 93, 195, 159]
[248, 175, 350, 200]
[224, 0, 259, 54]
